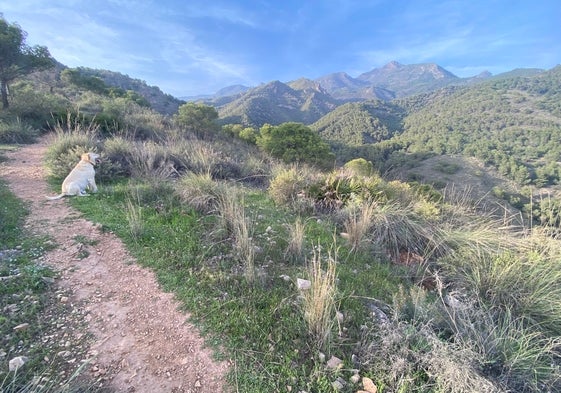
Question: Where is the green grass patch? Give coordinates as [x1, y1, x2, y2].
[69, 180, 406, 392]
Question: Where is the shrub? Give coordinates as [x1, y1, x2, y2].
[127, 141, 176, 181]
[256, 122, 335, 169]
[342, 157, 374, 177]
[176, 172, 234, 214]
[102, 136, 134, 177]
[268, 165, 314, 206]
[0, 117, 38, 143]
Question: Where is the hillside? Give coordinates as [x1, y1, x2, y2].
[391, 66, 561, 186]
[216, 80, 339, 126]
[73, 67, 184, 115]
[310, 100, 405, 146]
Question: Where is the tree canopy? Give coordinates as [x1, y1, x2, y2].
[0, 15, 54, 108]
[256, 122, 335, 169]
[174, 102, 220, 139]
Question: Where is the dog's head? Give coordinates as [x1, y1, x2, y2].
[81, 152, 101, 166]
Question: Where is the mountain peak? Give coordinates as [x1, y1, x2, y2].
[384, 61, 404, 70]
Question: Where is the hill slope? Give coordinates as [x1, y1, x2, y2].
[217, 80, 339, 126]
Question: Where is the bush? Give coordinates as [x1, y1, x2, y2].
[268, 165, 314, 206]
[256, 122, 335, 169]
[0, 118, 38, 143]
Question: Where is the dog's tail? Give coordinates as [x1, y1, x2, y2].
[46, 194, 65, 200]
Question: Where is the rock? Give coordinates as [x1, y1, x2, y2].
[332, 378, 345, 390]
[279, 274, 291, 282]
[296, 278, 311, 290]
[326, 355, 343, 369]
[13, 323, 30, 332]
[350, 373, 360, 384]
[42, 276, 55, 284]
[362, 376, 377, 393]
[60, 296, 69, 303]
[318, 352, 326, 363]
[9, 356, 28, 371]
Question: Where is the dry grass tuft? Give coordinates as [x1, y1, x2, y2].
[300, 245, 338, 351]
[285, 216, 306, 260]
[341, 199, 376, 252]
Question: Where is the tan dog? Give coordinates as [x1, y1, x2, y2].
[46, 152, 101, 200]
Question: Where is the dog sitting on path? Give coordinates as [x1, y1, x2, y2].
[46, 152, 101, 200]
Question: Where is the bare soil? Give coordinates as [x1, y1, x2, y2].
[0, 137, 229, 392]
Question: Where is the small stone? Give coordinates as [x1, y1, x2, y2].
[336, 311, 344, 323]
[326, 355, 343, 369]
[318, 352, 326, 363]
[362, 376, 377, 393]
[42, 276, 55, 284]
[332, 379, 344, 391]
[9, 356, 28, 371]
[194, 380, 201, 388]
[13, 323, 30, 332]
[279, 274, 291, 282]
[60, 296, 69, 303]
[296, 278, 311, 290]
[350, 373, 360, 384]
[57, 350, 72, 358]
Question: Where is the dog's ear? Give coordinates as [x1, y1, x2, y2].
[81, 153, 90, 161]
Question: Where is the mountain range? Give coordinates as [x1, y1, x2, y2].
[183, 61, 544, 127]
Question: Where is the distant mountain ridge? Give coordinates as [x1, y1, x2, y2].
[209, 61, 546, 127]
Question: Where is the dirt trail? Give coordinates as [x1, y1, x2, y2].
[0, 137, 229, 392]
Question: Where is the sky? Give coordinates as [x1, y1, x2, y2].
[1, 0, 560, 97]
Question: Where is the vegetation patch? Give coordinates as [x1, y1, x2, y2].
[0, 180, 96, 392]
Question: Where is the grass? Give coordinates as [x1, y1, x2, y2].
[300, 245, 339, 352]
[0, 179, 98, 392]
[41, 129, 561, 392]
[67, 179, 406, 392]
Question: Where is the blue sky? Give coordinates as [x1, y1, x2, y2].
[1, 0, 560, 97]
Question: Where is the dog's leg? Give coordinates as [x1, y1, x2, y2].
[88, 179, 98, 193]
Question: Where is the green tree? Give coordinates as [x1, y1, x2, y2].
[0, 15, 54, 109]
[174, 102, 219, 139]
[256, 122, 334, 169]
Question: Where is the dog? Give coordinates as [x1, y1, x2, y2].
[46, 152, 101, 200]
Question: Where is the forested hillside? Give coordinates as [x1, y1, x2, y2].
[392, 66, 561, 186]
[310, 100, 405, 146]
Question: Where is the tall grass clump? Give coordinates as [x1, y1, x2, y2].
[216, 190, 255, 282]
[0, 117, 38, 144]
[44, 113, 101, 179]
[442, 248, 561, 336]
[127, 141, 176, 181]
[368, 201, 434, 259]
[176, 172, 232, 214]
[268, 164, 318, 210]
[102, 136, 135, 176]
[340, 199, 376, 252]
[300, 245, 338, 351]
[285, 216, 306, 261]
[125, 194, 145, 240]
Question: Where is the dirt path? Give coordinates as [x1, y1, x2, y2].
[0, 137, 229, 392]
